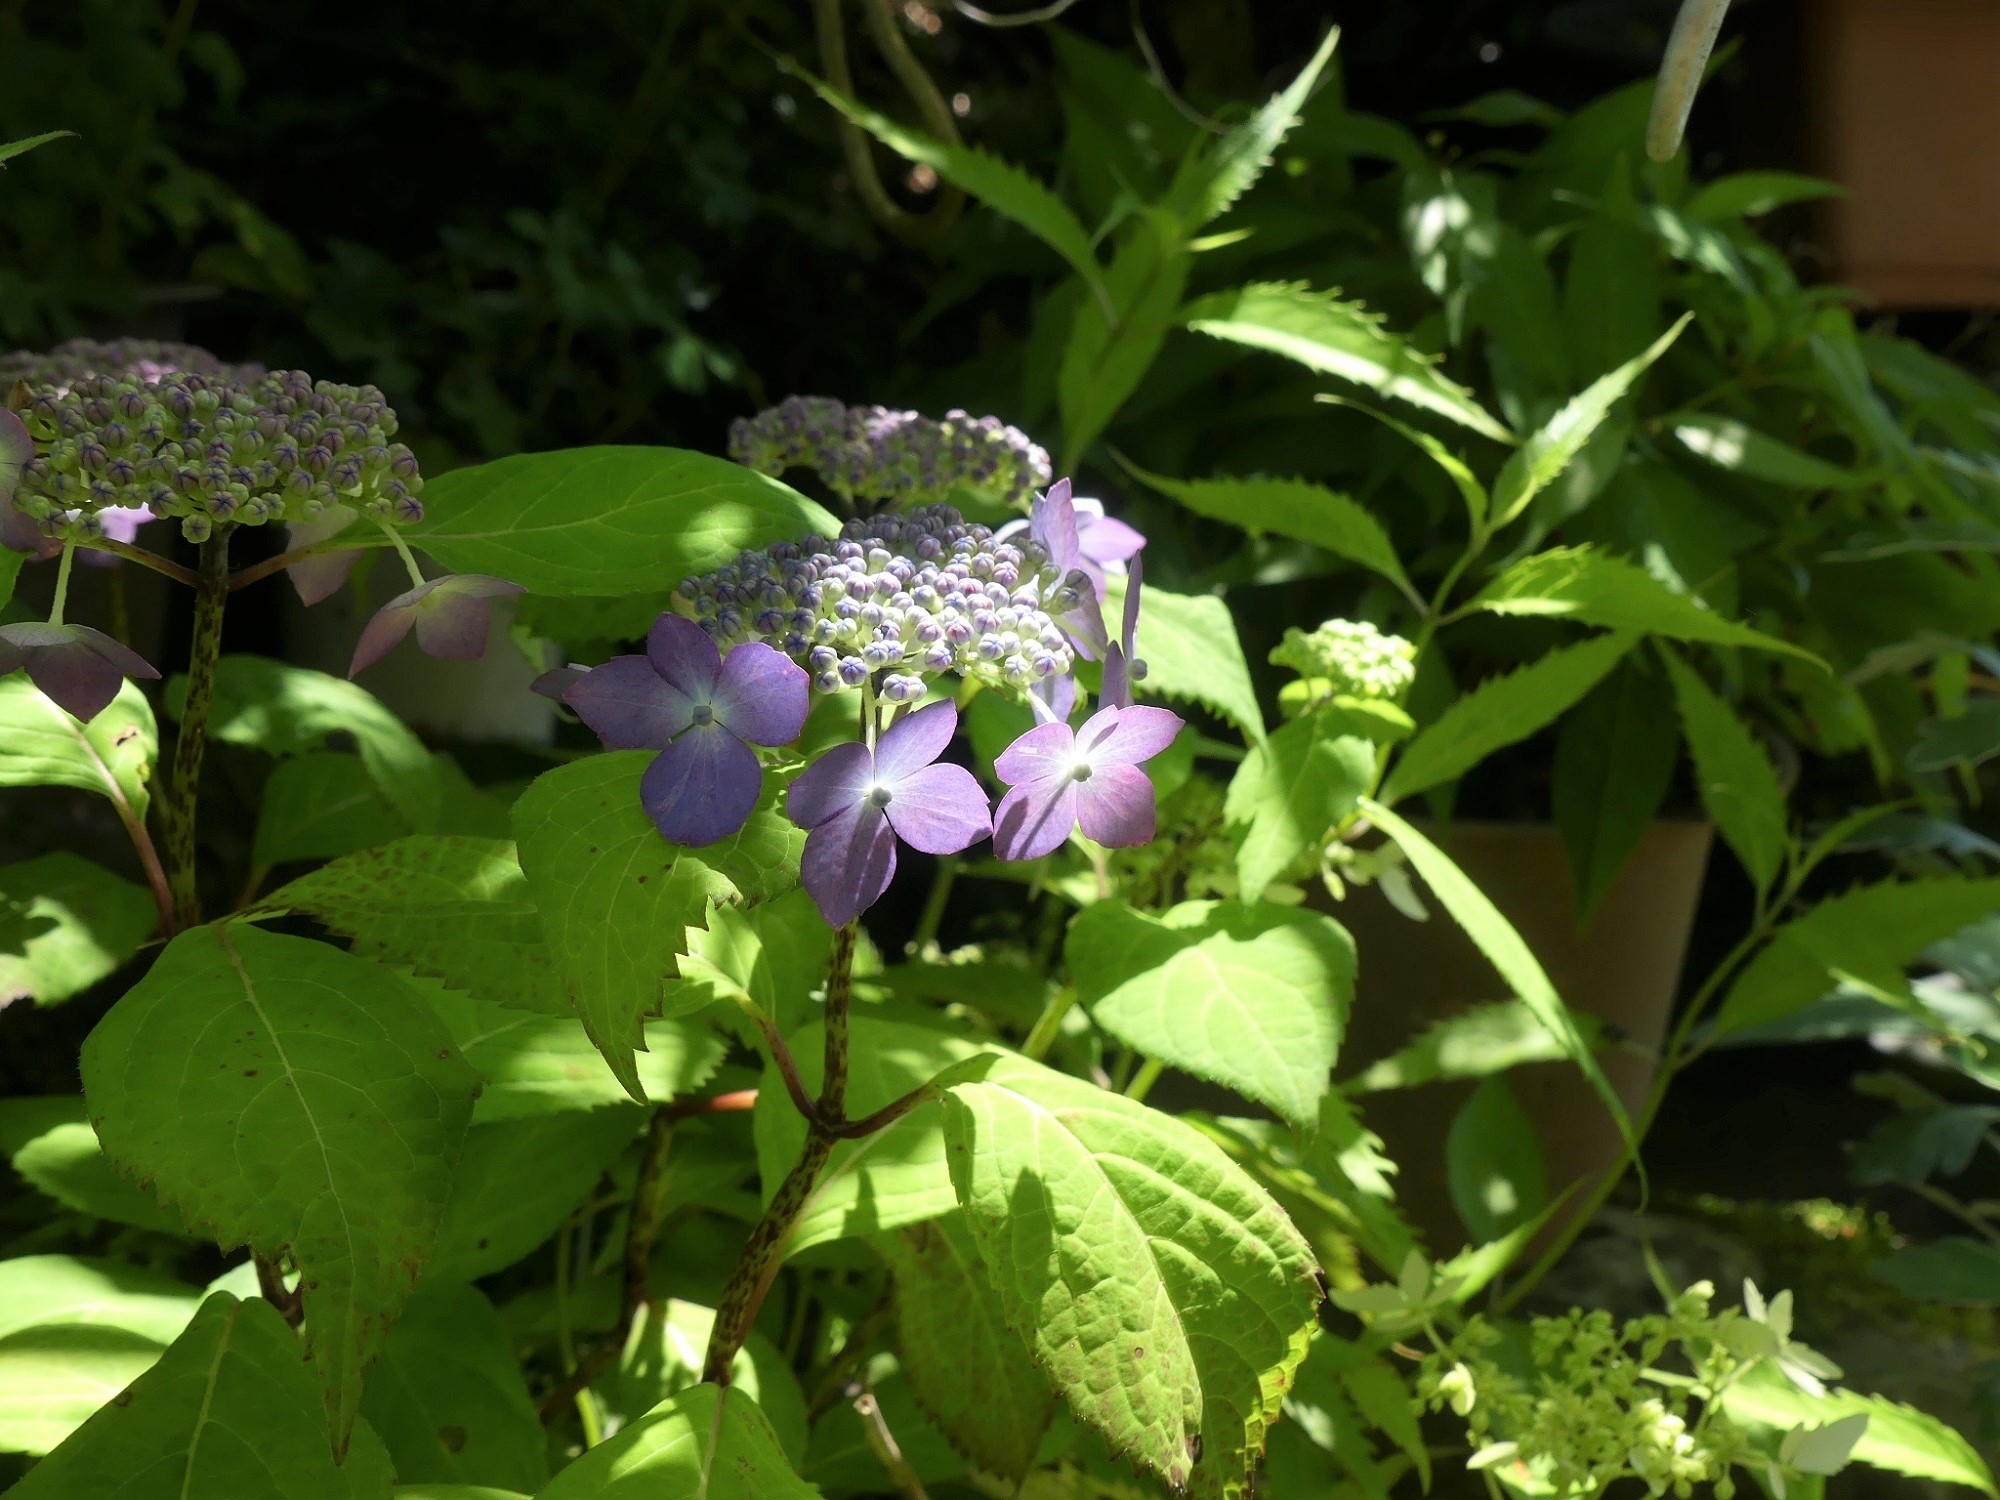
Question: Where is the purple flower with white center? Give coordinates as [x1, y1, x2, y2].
[787, 699, 992, 927]
[991, 702, 1183, 861]
[566, 613, 810, 847]
[1000, 484, 1145, 600]
[348, 573, 528, 676]
[0, 622, 160, 722]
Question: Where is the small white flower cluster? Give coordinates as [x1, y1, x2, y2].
[675, 503, 1085, 699]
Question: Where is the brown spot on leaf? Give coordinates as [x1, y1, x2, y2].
[439, 1425, 467, 1454]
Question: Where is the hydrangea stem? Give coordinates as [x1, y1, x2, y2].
[702, 920, 858, 1385]
[159, 529, 231, 931]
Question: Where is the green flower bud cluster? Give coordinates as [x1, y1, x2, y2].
[1269, 618, 1416, 701]
[9, 368, 420, 545]
[0, 337, 260, 394]
[729, 395, 1052, 508]
[1420, 1283, 1787, 1500]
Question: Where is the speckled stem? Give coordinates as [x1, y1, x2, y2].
[159, 528, 230, 931]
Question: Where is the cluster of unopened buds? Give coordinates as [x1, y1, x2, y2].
[0, 341, 520, 720]
[561, 480, 1177, 927]
[1270, 617, 1417, 701]
[728, 395, 1052, 508]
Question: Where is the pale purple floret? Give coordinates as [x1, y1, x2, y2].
[1023, 478, 1125, 659]
[567, 613, 810, 847]
[991, 703, 1183, 861]
[285, 504, 362, 606]
[0, 622, 160, 722]
[1101, 552, 1149, 712]
[0, 409, 48, 558]
[348, 573, 527, 676]
[788, 699, 992, 927]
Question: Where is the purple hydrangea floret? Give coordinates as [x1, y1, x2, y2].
[566, 613, 810, 847]
[729, 396, 1052, 508]
[348, 573, 528, 676]
[674, 503, 1086, 701]
[0, 622, 160, 722]
[0, 338, 262, 393]
[992, 703, 1183, 861]
[788, 699, 992, 926]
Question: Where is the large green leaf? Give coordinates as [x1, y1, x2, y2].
[1068, 900, 1353, 1130]
[1104, 576, 1263, 743]
[753, 1016, 986, 1254]
[411, 446, 835, 597]
[1719, 1365, 1995, 1496]
[0, 1255, 202, 1455]
[1713, 879, 2000, 1035]
[1445, 1075, 1547, 1243]
[1125, 465, 1417, 604]
[1350, 1000, 1599, 1093]
[1661, 649, 1789, 892]
[0, 1097, 185, 1233]
[1490, 317, 1686, 527]
[536, 1386, 817, 1499]
[0, 129, 76, 165]
[0, 676, 156, 818]
[877, 1215, 1054, 1480]
[1185, 282, 1511, 443]
[1361, 798, 1629, 1143]
[1057, 212, 1190, 469]
[513, 753, 803, 1098]
[1686, 170, 1845, 221]
[1225, 711, 1373, 902]
[1381, 632, 1633, 805]
[1473, 545, 1807, 657]
[261, 835, 558, 1015]
[1551, 661, 1678, 920]
[1668, 412, 1863, 490]
[609, 1300, 808, 1468]
[186, 656, 441, 827]
[786, 68, 1103, 305]
[80, 924, 479, 1448]
[939, 1052, 1322, 1498]
[1164, 28, 1341, 228]
[0, 852, 153, 1006]
[357, 1285, 546, 1492]
[424, 1108, 644, 1283]
[421, 983, 725, 1123]
[10, 1293, 395, 1500]
[1871, 1238, 2000, 1305]
[252, 752, 409, 871]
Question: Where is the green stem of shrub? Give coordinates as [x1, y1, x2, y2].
[702, 920, 858, 1385]
[159, 529, 231, 932]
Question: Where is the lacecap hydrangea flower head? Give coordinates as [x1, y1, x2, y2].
[729, 396, 1052, 509]
[564, 472, 1182, 928]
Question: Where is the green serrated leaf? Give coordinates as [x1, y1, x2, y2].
[80, 925, 479, 1449]
[513, 754, 802, 1099]
[609, 1300, 809, 1468]
[1105, 576, 1262, 743]
[421, 981, 726, 1123]
[1185, 282, 1512, 443]
[425, 1107, 644, 1283]
[1445, 1075, 1547, 1242]
[537, 1385, 817, 1499]
[10, 1293, 395, 1499]
[1668, 412, 1864, 490]
[939, 1052, 1322, 1498]
[1226, 713, 1373, 903]
[1552, 661, 1678, 920]
[1124, 462, 1417, 605]
[0, 1255, 201, 1454]
[1720, 1364, 1995, 1495]
[1164, 28, 1340, 228]
[1361, 799, 1631, 1149]
[1491, 317, 1687, 526]
[1350, 1000, 1599, 1094]
[0, 1097, 186, 1233]
[261, 836, 559, 1015]
[1713, 878, 2000, 1035]
[783, 66, 1104, 306]
[1685, 170, 1844, 221]
[1475, 544, 1806, 656]
[358, 1284, 546, 1492]
[1058, 213, 1189, 469]
[877, 1215, 1055, 1479]
[0, 852, 154, 1006]
[179, 657, 441, 827]
[1069, 900, 1353, 1130]
[1660, 648, 1789, 892]
[1381, 632, 1633, 805]
[754, 1016, 986, 1253]
[0, 676, 156, 818]
[0, 129, 76, 165]
[410, 446, 837, 597]
[252, 752, 409, 871]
